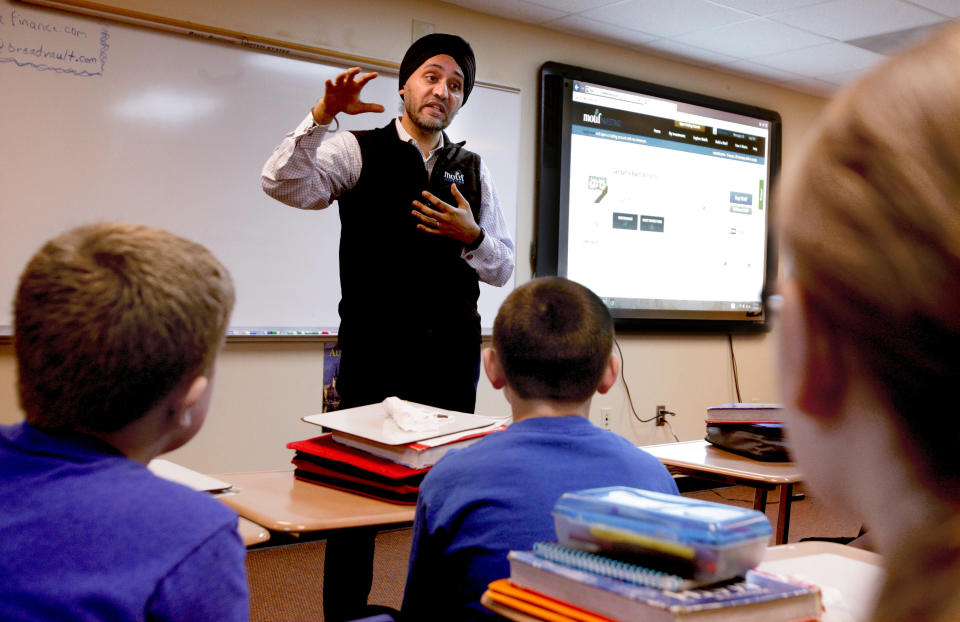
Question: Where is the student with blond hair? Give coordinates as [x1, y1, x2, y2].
[0, 223, 248, 621]
[774, 22, 960, 622]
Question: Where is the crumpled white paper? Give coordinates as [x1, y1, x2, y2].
[382, 396, 446, 432]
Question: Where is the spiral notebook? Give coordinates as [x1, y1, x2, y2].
[532, 542, 698, 591]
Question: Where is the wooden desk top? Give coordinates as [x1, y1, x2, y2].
[213, 469, 416, 533]
[763, 541, 881, 566]
[642, 440, 803, 484]
[237, 517, 270, 546]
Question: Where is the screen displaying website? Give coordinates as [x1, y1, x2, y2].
[562, 79, 772, 315]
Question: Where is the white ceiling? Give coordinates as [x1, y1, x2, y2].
[441, 0, 958, 97]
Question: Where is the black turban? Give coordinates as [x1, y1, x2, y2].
[399, 33, 476, 104]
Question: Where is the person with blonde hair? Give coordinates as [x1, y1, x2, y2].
[0, 222, 248, 621]
[775, 22, 960, 622]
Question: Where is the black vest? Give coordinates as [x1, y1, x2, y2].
[336, 122, 482, 345]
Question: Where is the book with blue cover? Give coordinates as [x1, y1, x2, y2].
[507, 550, 822, 621]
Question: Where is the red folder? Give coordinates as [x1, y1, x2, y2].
[286, 434, 428, 504]
[287, 434, 431, 479]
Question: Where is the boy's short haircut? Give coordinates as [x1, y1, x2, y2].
[14, 222, 235, 434]
[493, 276, 613, 403]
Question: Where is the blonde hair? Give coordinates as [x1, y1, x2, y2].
[778, 23, 960, 489]
[14, 222, 235, 434]
[776, 23, 960, 622]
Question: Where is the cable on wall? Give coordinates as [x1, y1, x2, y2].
[614, 338, 659, 425]
[728, 333, 743, 402]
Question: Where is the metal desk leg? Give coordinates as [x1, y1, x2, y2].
[752, 487, 768, 514]
[776, 483, 794, 545]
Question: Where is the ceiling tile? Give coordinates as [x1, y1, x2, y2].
[705, 0, 832, 16]
[525, 0, 626, 13]
[440, 0, 952, 98]
[783, 76, 840, 96]
[548, 14, 660, 46]
[750, 41, 883, 77]
[440, 0, 567, 23]
[817, 66, 875, 85]
[586, 0, 752, 37]
[640, 37, 741, 65]
[717, 59, 806, 81]
[847, 21, 953, 54]
[673, 17, 833, 57]
[768, 0, 945, 41]
[903, 0, 960, 18]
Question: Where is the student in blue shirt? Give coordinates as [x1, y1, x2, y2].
[0, 222, 248, 622]
[401, 276, 678, 620]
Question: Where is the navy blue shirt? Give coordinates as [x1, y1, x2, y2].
[0, 423, 249, 622]
[401, 415, 679, 620]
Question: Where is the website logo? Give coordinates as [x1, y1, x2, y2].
[582, 108, 622, 128]
[583, 108, 603, 124]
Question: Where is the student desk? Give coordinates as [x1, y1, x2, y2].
[760, 541, 883, 622]
[214, 469, 416, 619]
[214, 470, 415, 532]
[236, 517, 271, 547]
[643, 440, 803, 544]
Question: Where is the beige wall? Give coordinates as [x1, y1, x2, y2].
[0, 0, 827, 473]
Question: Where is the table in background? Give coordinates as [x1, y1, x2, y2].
[214, 469, 416, 620]
[643, 440, 803, 544]
[760, 541, 884, 622]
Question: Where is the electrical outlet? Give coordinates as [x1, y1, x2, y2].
[655, 404, 666, 426]
[601, 408, 611, 429]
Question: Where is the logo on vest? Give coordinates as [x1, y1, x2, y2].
[443, 170, 466, 184]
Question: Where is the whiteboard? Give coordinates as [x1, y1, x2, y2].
[0, 0, 519, 336]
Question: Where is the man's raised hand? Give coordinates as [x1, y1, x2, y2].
[311, 67, 386, 125]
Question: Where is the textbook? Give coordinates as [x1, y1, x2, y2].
[706, 403, 786, 423]
[329, 422, 507, 469]
[507, 550, 822, 622]
[482, 579, 618, 622]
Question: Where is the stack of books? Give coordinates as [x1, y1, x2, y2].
[287, 399, 507, 503]
[327, 421, 507, 469]
[484, 487, 822, 621]
[704, 403, 789, 461]
[287, 435, 429, 504]
[705, 403, 786, 423]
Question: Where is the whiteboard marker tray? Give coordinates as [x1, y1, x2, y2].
[302, 401, 498, 445]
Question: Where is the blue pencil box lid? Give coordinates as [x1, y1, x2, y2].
[552, 487, 772, 582]
[553, 487, 771, 546]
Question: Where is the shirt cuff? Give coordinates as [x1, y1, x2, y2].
[463, 227, 485, 252]
[296, 113, 331, 148]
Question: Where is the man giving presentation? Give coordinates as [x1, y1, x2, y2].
[262, 33, 514, 414]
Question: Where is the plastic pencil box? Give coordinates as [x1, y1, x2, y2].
[552, 487, 772, 584]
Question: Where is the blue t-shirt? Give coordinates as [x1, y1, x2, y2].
[400, 415, 679, 620]
[0, 423, 249, 622]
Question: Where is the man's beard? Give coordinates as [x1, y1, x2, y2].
[405, 97, 457, 132]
